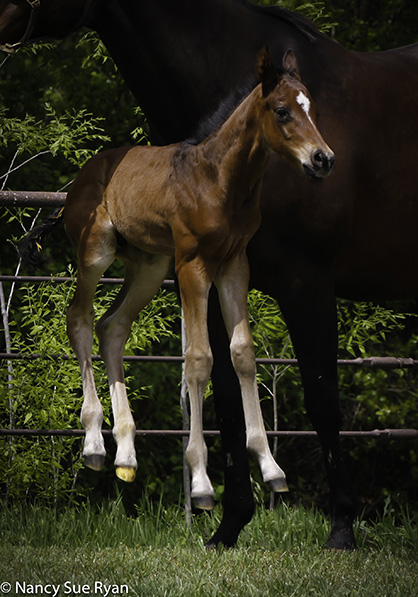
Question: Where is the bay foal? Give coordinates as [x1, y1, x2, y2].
[65, 48, 334, 508]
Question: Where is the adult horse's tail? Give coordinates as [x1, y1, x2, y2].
[18, 207, 64, 265]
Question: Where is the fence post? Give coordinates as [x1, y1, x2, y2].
[179, 313, 192, 526]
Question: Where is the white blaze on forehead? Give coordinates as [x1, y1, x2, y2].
[296, 90, 315, 127]
[296, 91, 311, 115]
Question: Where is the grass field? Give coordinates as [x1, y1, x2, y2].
[0, 498, 417, 596]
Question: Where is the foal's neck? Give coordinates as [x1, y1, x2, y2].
[201, 85, 270, 200]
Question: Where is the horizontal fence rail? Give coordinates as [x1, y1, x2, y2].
[1, 352, 418, 368]
[0, 428, 417, 438]
[0, 275, 175, 288]
[0, 190, 66, 206]
[2, 190, 418, 443]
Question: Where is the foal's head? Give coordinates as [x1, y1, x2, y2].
[257, 47, 334, 179]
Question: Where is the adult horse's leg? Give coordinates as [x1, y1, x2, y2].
[277, 264, 357, 550]
[96, 248, 171, 482]
[176, 257, 216, 510]
[205, 287, 255, 548]
[215, 253, 287, 491]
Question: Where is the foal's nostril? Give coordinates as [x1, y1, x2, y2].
[313, 150, 326, 168]
[313, 150, 334, 172]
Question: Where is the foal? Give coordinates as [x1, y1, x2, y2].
[65, 48, 334, 509]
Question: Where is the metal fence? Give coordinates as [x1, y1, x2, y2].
[1, 190, 418, 441]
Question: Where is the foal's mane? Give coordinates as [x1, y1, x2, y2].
[186, 83, 255, 146]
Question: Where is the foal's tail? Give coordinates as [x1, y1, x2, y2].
[18, 207, 65, 266]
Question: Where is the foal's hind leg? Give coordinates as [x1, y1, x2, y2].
[67, 254, 115, 471]
[96, 248, 171, 482]
[215, 252, 288, 492]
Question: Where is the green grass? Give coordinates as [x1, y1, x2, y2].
[0, 499, 417, 596]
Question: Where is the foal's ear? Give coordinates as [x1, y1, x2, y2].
[283, 49, 301, 81]
[257, 46, 279, 97]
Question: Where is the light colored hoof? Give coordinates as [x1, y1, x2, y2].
[116, 466, 136, 483]
[84, 454, 105, 471]
[193, 495, 215, 511]
[268, 476, 289, 493]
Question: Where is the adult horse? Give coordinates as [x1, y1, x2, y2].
[2, 0, 418, 551]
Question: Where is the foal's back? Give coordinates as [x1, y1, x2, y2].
[66, 143, 189, 256]
[65, 140, 251, 261]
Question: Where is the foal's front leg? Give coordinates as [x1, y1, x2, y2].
[215, 252, 288, 492]
[177, 257, 215, 510]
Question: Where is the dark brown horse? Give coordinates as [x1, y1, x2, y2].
[2, 0, 418, 550]
[65, 47, 333, 508]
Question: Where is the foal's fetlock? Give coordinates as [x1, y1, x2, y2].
[193, 494, 215, 511]
[262, 461, 289, 493]
[190, 468, 215, 510]
[191, 479, 215, 511]
[82, 428, 106, 471]
[84, 450, 106, 472]
[268, 475, 289, 493]
[247, 435, 289, 492]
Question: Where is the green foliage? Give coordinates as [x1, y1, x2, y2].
[321, 0, 418, 51]
[0, 104, 109, 170]
[0, 274, 181, 506]
[337, 301, 409, 358]
[2, 277, 418, 509]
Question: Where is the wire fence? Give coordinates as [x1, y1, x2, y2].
[2, 190, 418, 443]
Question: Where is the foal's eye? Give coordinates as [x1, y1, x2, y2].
[275, 107, 290, 123]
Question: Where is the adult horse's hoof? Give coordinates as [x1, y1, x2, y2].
[325, 517, 357, 551]
[115, 466, 136, 483]
[84, 454, 105, 471]
[268, 476, 289, 492]
[193, 495, 215, 511]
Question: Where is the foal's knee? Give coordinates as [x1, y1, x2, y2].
[230, 337, 256, 378]
[66, 302, 94, 348]
[184, 347, 213, 387]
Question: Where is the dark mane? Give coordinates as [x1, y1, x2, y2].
[185, 2, 323, 146]
[186, 83, 255, 145]
[240, 0, 321, 43]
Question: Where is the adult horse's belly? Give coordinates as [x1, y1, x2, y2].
[334, 155, 418, 301]
[334, 205, 418, 301]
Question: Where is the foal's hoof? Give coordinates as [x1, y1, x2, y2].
[268, 476, 289, 493]
[116, 466, 136, 483]
[84, 454, 105, 471]
[193, 495, 215, 511]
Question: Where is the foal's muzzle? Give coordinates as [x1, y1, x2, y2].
[304, 150, 335, 179]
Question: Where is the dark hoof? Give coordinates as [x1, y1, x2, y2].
[193, 495, 215, 511]
[204, 539, 219, 551]
[204, 533, 236, 550]
[268, 476, 289, 493]
[204, 528, 238, 550]
[325, 523, 357, 551]
[84, 454, 105, 471]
